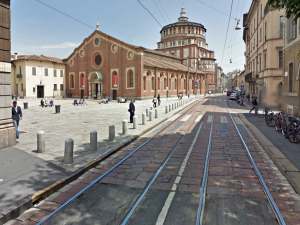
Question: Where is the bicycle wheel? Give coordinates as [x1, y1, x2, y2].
[275, 118, 281, 131]
[282, 120, 287, 136]
[289, 131, 300, 143]
[285, 123, 293, 139]
[266, 118, 275, 127]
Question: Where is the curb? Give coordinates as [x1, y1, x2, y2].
[0, 98, 200, 224]
[238, 114, 300, 195]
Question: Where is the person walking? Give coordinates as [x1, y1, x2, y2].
[249, 96, 258, 114]
[246, 94, 250, 102]
[12, 101, 22, 139]
[157, 94, 161, 106]
[153, 96, 158, 108]
[129, 99, 135, 123]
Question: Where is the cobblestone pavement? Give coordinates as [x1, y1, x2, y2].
[14, 96, 198, 171]
[5, 95, 300, 225]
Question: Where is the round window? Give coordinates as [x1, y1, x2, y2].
[95, 38, 100, 46]
[95, 55, 102, 65]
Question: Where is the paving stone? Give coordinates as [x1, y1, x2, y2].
[3, 220, 23, 225]
[135, 172, 154, 181]
[124, 180, 146, 189]
[52, 192, 76, 204]
[66, 183, 88, 194]
[16, 208, 40, 222]
[125, 172, 140, 180]
[34, 201, 61, 212]
[101, 177, 125, 185]
[178, 184, 200, 193]
[28, 209, 51, 222]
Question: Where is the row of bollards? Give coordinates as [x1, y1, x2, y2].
[36, 97, 196, 165]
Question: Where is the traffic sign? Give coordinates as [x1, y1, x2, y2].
[195, 82, 198, 85]
[241, 85, 245, 89]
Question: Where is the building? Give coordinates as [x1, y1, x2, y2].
[156, 7, 216, 93]
[0, 0, 15, 149]
[237, 70, 246, 92]
[215, 65, 223, 92]
[243, 0, 284, 105]
[282, 16, 300, 116]
[226, 69, 240, 90]
[65, 7, 215, 99]
[11, 54, 66, 98]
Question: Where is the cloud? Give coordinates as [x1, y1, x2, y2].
[40, 42, 79, 49]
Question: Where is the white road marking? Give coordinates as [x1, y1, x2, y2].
[195, 115, 203, 122]
[156, 123, 203, 225]
[207, 115, 213, 123]
[180, 115, 192, 122]
[220, 116, 228, 123]
[167, 114, 181, 121]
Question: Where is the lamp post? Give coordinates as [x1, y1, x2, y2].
[187, 56, 190, 98]
[204, 61, 207, 96]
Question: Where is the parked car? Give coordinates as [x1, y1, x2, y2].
[229, 92, 238, 100]
[227, 90, 233, 96]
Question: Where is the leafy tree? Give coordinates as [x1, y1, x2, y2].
[267, 0, 300, 22]
[267, 0, 300, 58]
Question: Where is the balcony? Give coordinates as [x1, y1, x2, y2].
[245, 72, 252, 81]
[16, 74, 22, 78]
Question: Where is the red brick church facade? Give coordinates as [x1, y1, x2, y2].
[65, 7, 216, 99]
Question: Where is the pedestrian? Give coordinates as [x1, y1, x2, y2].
[50, 99, 54, 107]
[128, 98, 135, 123]
[40, 99, 45, 107]
[246, 93, 250, 102]
[153, 96, 158, 108]
[249, 97, 258, 114]
[12, 101, 22, 139]
[157, 94, 161, 106]
[73, 99, 79, 106]
[11, 94, 14, 100]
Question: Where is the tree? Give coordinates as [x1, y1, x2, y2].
[267, 0, 300, 58]
[267, 0, 300, 22]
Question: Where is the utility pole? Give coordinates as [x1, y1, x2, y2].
[204, 62, 207, 96]
[187, 56, 190, 98]
[195, 59, 198, 98]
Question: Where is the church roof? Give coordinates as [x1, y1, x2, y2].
[144, 56, 201, 74]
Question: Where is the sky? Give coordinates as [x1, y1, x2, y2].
[11, 0, 252, 74]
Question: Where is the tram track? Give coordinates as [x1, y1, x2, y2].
[37, 97, 207, 225]
[118, 101, 214, 225]
[195, 99, 286, 225]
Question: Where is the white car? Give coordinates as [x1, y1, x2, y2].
[229, 93, 237, 100]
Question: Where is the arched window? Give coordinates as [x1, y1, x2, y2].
[169, 78, 171, 90]
[158, 77, 161, 90]
[80, 73, 84, 88]
[175, 79, 177, 90]
[143, 76, 146, 90]
[127, 70, 134, 88]
[184, 79, 187, 90]
[70, 74, 75, 88]
[164, 78, 166, 90]
[151, 77, 154, 90]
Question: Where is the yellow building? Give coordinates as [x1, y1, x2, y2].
[243, 0, 284, 106]
[11, 54, 66, 98]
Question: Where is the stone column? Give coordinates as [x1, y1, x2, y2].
[109, 125, 115, 142]
[123, 120, 128, 135]
[64, 138, 74, 165]
[142, 113, 146, 125]
[149, 111, 153, 121]
[133, 115, 138, 129]
[155, 108, 158, 118]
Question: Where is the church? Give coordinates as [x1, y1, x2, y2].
[65, 7, 216, 100]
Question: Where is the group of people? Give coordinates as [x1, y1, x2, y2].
[73, 99, 88, 106]
[12, 94, 19, 101]
[152, 94, 161, 108]
[40, 99, 54, 107]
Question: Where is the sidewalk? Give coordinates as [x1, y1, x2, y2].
[0, 96, 201, 224]
[226, 98, 300, 195]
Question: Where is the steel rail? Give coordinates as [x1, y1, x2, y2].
[118, 100, 213, 225]
[37, 97, 202, 224]
[225, 102, 286, 225]
[196, 101, 216, 225]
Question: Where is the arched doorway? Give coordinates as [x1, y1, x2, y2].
[88, 71, 103, 99]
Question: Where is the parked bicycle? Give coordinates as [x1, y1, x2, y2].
[264, 108, 275, 127]
[287, 117, 300, 143]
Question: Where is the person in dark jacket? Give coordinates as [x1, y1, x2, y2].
[249, 97, 258, 114]
[129, 99, 135, 123]
[12, 101, 22, 139]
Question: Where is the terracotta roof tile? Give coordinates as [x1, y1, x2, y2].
[11, 54, 64, 64]
[144, 56, 201, 73]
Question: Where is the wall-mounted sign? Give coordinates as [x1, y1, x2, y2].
[0, 62, 11, 73]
